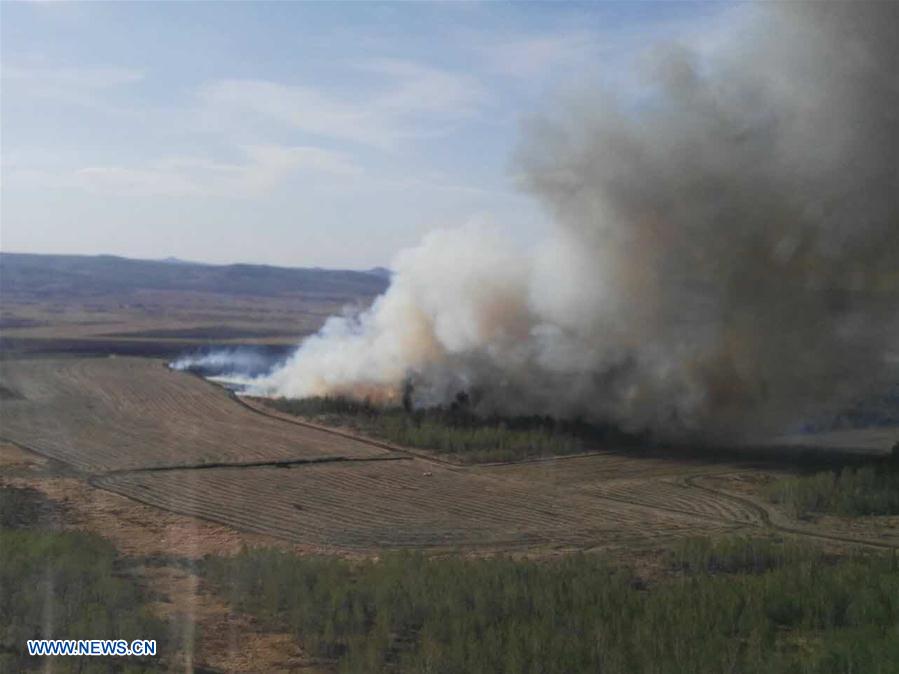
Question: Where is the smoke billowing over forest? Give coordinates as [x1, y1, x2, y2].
[253, 3, 899, 441]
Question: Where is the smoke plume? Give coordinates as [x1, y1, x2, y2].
[172, 348, 282, 379]
[253, 3, 899, 441]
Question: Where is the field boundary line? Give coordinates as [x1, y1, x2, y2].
[0, 435, 89, 475]
[683, 474, 899, 551]
[0, 432, 411, 480]
[92, 454, 413, 479]
[183, 367, 620, 469]
[232, 394, 461, 467]
[233, 392, 621, 469]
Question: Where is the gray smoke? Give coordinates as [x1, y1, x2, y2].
[253, 2, 899, 441]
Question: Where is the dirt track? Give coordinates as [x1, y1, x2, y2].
[2, 356, 897, 553]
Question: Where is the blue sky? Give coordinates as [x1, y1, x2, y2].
[1, 1, 728, 269]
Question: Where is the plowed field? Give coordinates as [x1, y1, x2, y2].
[2, 357, 895, 553]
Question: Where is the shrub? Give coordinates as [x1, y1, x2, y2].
[0, 527, 168, 673]
[203, 539, 899, 674]
[0, 485, 62, 530]
[670, 536, 812, 574]
[764, 464, 899, 517]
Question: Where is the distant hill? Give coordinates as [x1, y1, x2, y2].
[365, 266, 392, 280]
[158, 256, 203, 265]
[0, 252, 390, 301]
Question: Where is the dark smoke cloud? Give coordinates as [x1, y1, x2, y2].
[254, 2, 899, 442]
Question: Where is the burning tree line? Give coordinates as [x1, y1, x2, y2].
[263, 389, 645, 463]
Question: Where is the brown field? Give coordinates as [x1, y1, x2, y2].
[0, 292, 329, 343]
[0, 290, 337, 360]
[0, 357, 389, 471]
[0, 261, 386, 365]
[3, 355, 897, 554]
[92, 459, 741, 552]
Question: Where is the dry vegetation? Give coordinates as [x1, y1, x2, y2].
[93, 460, 741, 552]
[1, 352, 897, 672]
[0, 358, 388, 471]
[0, 357, 760, 552]
[2, 356, 896, 555]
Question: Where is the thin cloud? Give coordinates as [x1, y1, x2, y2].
[481, 32, 598, 80]
[198, 58, 487, 150]
[198, 79, 394, 149]
[72, 145, 363, 198]
[357, 58, 486, 116]
[2, 64, 144, 108]
[2, 64, 144, 88]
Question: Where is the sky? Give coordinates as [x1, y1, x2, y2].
[1, 1, 729, 270]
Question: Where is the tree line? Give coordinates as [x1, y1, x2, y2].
[265, 394, 643, 462]
[764, 461, 899, 517]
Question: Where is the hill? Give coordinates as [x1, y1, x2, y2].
[0, 252, 389, 301]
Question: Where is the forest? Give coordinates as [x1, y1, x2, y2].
[264, 394, 642, 462]
[203, 536, 899, 674]
[0, 487, 170, 673]
[765, 460, 899, 517]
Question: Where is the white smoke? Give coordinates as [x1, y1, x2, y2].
[171, 348, 280, 378]
[254, 223, 533, 406]
[251, 3, 899, 441]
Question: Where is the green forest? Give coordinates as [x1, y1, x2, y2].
[4, 481, 899, 673]
[0, 487, 169, 673]
[203, 536, 899, 674]
[764, 463, 899, 517]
